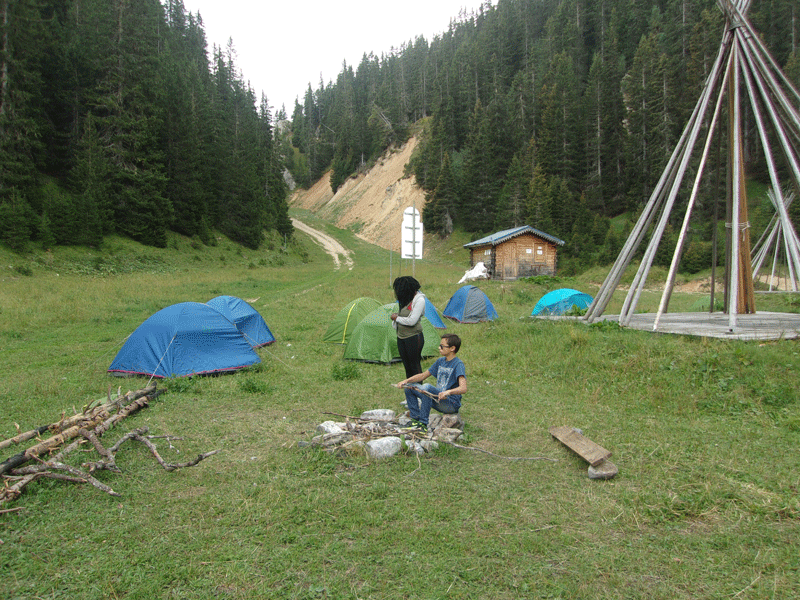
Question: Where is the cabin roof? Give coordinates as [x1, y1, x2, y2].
[463, 225, 565, 248]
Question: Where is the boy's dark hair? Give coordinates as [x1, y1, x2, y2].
[441, 334, 461, 353]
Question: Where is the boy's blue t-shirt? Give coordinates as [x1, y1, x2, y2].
[428, 356, 466, 408]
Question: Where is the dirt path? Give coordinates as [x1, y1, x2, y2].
[291, 218, 353, 271]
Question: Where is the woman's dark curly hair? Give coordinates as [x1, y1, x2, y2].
[393, 276, 421, 310]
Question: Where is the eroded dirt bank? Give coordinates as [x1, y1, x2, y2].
[289, 137, 426, 251]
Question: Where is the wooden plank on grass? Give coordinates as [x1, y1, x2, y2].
[549, 426, 611, 466]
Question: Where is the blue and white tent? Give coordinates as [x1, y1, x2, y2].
[422, 297, 447, 329]
[443, 285, 498, 323]
[206, 295, 275, 347]
[531, 288, 594, 316]
[108, 302, 261, 378]
[386, 297, 447, 329]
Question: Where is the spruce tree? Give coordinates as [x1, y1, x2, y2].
[161, 0, 211, 239]
[536, 52, 581, 188]
[0, 0, 47, 205]
[496, 153, 528, 228]
[74, 0, 172, 247]
[423, 150, 457, 236]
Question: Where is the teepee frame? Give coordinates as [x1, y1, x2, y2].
[584, 0, 800, 332]
[751, 187, 799, 291]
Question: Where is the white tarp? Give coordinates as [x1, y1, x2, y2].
[458, 261, 489, 283]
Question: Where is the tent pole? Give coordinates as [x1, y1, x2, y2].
[728, 38, 743, 330]
[769, 227, 780, 291]
[585, 26, 732, 323]
[655, 61, 731, 329]
[739, 38, 800, 284]
[622, 46, 728, 327]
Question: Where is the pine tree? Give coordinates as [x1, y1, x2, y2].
[496, 153, 528, 228]
[74, 0, 172, 247]
[423, 150, 457, 236]
[622, 17, 676, 210]
[0, 190, 30, 251]
[259, 94, 292, 238]
[526, 163, 554, 234]
[161, 0, 211, 239]
[582, 6, 626, 216]
[0, 0, 48, 204]
[460, 99, 494, 231]
[536, 52, 582, 187]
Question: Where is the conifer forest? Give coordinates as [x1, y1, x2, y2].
[1, 0, 799, 266]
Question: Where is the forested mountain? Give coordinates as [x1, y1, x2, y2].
[2, 0, 798, 264]
[0, 0, 292, 251]
[286, 0, 800, 271]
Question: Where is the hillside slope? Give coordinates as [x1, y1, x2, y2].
[289, 137, 426, 251]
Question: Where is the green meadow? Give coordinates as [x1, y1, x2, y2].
[1, 212, 799, 599]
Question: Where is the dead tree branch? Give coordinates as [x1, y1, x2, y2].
[130, 432, 220, 471]
[441, 441, 558, 462]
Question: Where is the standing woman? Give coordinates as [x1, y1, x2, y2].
[391, 276, 426, 378]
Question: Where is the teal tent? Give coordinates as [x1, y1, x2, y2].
[532, 288, 594, 316]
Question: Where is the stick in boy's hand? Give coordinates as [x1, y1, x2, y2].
[394, 382, 438, 399]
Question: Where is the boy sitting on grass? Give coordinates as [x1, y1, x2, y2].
[394, 334, 467, 432]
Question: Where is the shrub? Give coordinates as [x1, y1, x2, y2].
[681, 239, 714, 274]
[332, 362, 360, 381]
[13, 264, 33, 276]
[521, 275, 561, 286]
[238, 378, 270, 394]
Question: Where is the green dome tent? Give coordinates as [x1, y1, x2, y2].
[343, 304, 440, 364]
[323, 297, 382, 344]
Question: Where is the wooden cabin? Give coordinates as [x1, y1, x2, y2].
[464, 226, 565, 280]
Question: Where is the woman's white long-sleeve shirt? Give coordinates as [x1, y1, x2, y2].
[393, 292, 426, 329]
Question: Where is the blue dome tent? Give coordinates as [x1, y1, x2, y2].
[422, 297, 447, 329]
[206, 295, 275, 347]
[531, 288, 594, 316]
[108, 302, 261, 378]
[443, 285, 498, 323]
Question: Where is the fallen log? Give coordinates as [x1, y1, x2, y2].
[0, 384, 221, 507]
[0, 389, 157, 477]
[0, 386, 155, 452]
[0, 424, 51, 452]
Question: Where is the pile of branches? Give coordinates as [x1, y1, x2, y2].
[0, 384, 218, 509]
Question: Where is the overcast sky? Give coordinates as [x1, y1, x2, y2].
[181, 0, 493, 116]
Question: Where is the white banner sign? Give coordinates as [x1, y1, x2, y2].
[401, 207, 423, 259]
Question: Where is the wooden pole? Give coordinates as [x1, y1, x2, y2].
[655, 63, 730, 328]
[728, 38, 743, 330]
[585, 27, 731, 323]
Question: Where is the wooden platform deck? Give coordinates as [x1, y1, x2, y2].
[537, 312, 800, 341]
[604, 311, 800, 341]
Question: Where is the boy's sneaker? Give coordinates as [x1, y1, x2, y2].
[402, 419, 428, 433]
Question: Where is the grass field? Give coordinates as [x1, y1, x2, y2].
[1, 214, 799, 599]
